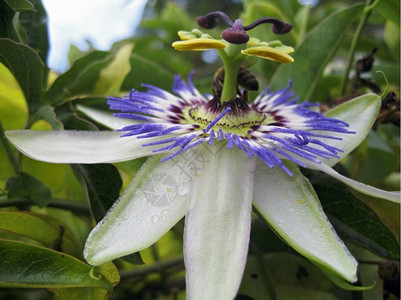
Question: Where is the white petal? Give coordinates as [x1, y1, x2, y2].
[320, 93, 381, 167]
[84, 154, 192, 265]
[184, 146, 257, 300]
[307, 161, 400, 203]
[253, 160, 358, 283]
[6, 130, 166, 163]
[77, 105, 137, 130]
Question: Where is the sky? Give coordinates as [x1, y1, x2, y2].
[42, 0, 148, 72]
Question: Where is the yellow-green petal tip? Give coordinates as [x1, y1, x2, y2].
[172, 39, 227, 51]
[242, 46, 294, 63]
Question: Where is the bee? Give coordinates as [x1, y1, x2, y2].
[212, 66, 259, 99]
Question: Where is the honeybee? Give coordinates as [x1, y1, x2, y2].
[212, 66, 259, 99]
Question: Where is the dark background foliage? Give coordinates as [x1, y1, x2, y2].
[0, 0, 399, 299]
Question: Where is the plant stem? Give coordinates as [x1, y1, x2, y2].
[0, 120, 20, 173]
[120, 256, 184, 280]
[218, 45, 245, 103]
[0, 196, 91, 215]
[340, 0, 381, 96]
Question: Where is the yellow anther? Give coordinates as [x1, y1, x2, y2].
[241, 46, 294, 63]
[172, 38, 227, 51]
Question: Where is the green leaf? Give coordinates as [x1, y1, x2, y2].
[33, 105, 63, 130]
[0, 38, 45, 115]
[71, 164, 122, 222]
[4, 0, 35, 12]
[6, 171, 52, 207]
[357, 131, 398, 183]
[54, 101, 101, 131]
[0, 62, 28, 131]
[239, 253, 354, 300]
[45, 51, 114, 105]
[51, 262, 119, 299]
[122, 54, 174, 91]
[0, 1, 19, 41]
[375, 0, 400, 27]
[51, 288, 109, 300]
[0, 239, 113, 290]
[270, 4, 364, 100]
[19, 0, 50, 66]
[306, 169, 400, 260]
[241, 1, 296, 43]
[383, 21, 400, 61]
[0, 211, 79, 255]
[372, 64, 400, 87]
[94, 43, 134, 95]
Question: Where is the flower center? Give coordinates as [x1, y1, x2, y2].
[183, 104, 272, 136]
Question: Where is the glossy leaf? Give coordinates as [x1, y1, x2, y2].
[6, 171, 52, 207]
[51, 262, 120, 300]
[4, 0, 35, 12]
[45, 51, 114, 105]
[0, 38, 45, 115]
[0, 239, 113, 290]
[0, 211, 79, 255]
[383, 21, 400, 60]
[0, 1, 20, 47]
[375, 0, 400, 27]
[242, 1, 296, 42]
[270, 4, 364, 100]
[19, 0, 49, 65]
[33, 105, 63, 130]
[94, 43, 134, 95]
[357, 131, 398, 183]
[54, 101, 100, 131]
[0, 62, 27, 130]
[122, 54, 174, 91]
[71, 164, 122, 222]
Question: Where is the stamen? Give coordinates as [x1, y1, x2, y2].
[218, 128, 224, 141]
[196, 11, 292, 45]
[243, 18, 292, 35]
[196, 11, 233, 29]
[160, 138, 207, 162]
[208, 130, 216, 145]
[109, 72, 355, 176]
[205, 107, 232, 132]
[225, 133, 234, 148]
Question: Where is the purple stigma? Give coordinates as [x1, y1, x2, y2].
[196, 11, 292, 44]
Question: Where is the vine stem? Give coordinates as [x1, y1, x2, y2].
[0, 121, 20, 173]
[119, 256, 184, 280]
[0, 196, 91, 215]
[340, 0, 382, 96]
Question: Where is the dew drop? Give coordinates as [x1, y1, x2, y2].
[151, 215, 159, 224]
